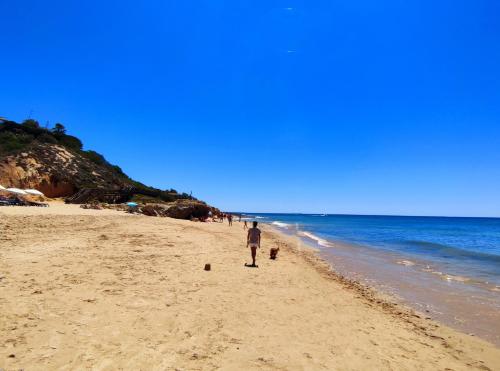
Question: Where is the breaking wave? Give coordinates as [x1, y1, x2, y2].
[298, 231, 335, 248]
[271, 221, 291, 229]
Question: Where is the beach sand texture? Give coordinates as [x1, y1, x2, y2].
[1, 204, 499, 370]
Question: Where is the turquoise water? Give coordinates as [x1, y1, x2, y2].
[243, 213, 500, 289]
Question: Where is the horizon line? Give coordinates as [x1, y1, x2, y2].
[229, 212, 500, 219]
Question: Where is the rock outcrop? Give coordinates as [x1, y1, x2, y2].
[140, 201, 216, 220]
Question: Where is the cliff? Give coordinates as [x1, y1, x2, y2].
[0, 143, 126, 197]
[0, 119, 216, 218]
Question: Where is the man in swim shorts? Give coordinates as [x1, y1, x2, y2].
[247, 221, 261, 267]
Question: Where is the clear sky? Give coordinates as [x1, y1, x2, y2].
[1, 1, 499, 216]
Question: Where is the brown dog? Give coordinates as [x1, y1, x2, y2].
[270, 247, 280, 260]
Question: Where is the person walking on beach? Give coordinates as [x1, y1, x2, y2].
[246, 221, 261, 267]
[228, 214, 233, 226]
[243, 220, 248, 230]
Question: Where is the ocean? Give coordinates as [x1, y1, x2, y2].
[242, 213, 500, 345]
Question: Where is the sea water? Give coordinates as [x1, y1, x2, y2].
[242, 213, 500, 344]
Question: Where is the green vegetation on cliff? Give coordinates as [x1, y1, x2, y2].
[0, 119, 83, 154]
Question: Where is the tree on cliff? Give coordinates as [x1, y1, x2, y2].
[52, 123, 67, 135]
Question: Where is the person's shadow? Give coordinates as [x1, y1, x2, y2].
[244, 263, 259, 268]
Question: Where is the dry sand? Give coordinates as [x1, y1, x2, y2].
[1, 203, 499, 370]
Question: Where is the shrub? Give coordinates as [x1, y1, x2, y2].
[58, 135, 83, 150]
[109, 164, 125, 176]
[0, 131, 33, 154]
[38, 133, 58, 144]
[22, 119, 40, 129]
[82, 150, 107, 165]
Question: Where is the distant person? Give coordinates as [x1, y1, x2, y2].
[238, 214, 242, 222]
[246, 221, 261, 267]
[228, 214, 233, 226]
[244, 220, 248, 230]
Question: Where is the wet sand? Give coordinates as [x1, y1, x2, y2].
[1, 203, 499, 370]
[273, 224, 500, 346]
[315, 240, 500, 347]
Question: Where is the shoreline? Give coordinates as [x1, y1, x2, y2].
[262, 224, 472, 331]
[264, 221, 500, 346]
[1, 203, 499, 369]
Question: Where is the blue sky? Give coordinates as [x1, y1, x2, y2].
[1, 1, 499, 216]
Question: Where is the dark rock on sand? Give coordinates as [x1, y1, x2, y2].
[139, 200, 216, 220]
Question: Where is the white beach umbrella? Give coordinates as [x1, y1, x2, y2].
[6, 188, 28, 195]
[24, 189, 45, 196]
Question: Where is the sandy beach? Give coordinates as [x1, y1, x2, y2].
[1, 203, 499, 370]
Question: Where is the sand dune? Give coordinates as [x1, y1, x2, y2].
[0, 204, 499, 370]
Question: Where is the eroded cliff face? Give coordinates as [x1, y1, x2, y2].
[0, 144, 126, 197]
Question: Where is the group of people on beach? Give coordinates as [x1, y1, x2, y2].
[214, 212, 243, 226]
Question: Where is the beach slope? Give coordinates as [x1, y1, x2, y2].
[1, 204, 499, 370]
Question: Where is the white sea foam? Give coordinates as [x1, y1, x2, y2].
[397, 260, 416, 267]
[298, 231, 335, 248]
[443, 274, 470, 283]
[271, 221, 290, 228]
